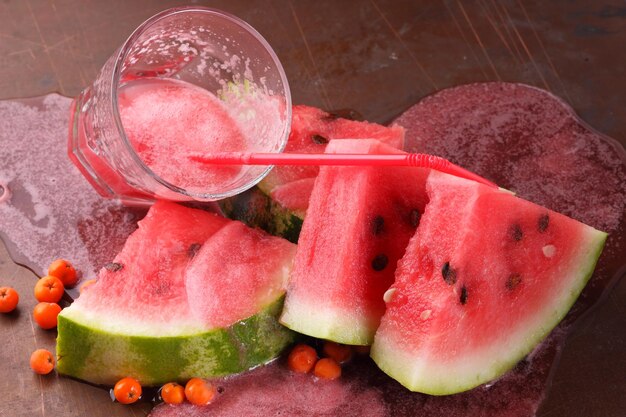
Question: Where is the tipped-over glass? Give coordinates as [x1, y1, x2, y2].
[68, 7, 291, 205]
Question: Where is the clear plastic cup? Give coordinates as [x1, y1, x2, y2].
[68, 7, 291, 205]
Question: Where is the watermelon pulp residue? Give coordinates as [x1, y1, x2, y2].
[149, 360, 388, 417]
[149, 345, 555, 417]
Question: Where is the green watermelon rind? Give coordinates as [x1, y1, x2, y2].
[256, 173, 280, 196]
[370, 228, 607, 395]
[56, 297, 295, 386]
[218, 187, 303, 244]
[279, 299, 375, 346]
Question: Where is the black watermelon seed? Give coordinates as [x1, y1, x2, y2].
[510, 224, 523, 242]
[187, 243, 202, 259]
[441, 262, 457, 285]
[104, 262, 123, 272]
[372, 254, 389, 271]
[460, 286, 468, 305]
[371, 215, 385, 235]
[506, 273, 522, 290]
[217, 386, 225, 394]
[410, 209, 421, 228]
[311, 134, 329, 145]
[538, 214, 550, 233]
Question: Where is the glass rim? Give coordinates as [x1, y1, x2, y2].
[109, 6, 292, 200]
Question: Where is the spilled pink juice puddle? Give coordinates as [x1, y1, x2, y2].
[0, 95, 143, 297]
[0, 82, 624, 416]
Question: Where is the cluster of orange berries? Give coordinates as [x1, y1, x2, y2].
[32, 259, 78, 329]
[35, 259, 80, 330]
[0, 259, 79, 376]
[0, 259, 78, 319]
[287, 340, 368, 380]
[112, 377, 218, 406]
[2, 258, 96, 323]
[0, 259, 78, 327]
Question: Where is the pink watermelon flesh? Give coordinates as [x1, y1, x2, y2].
[280, 139, 429, 345]
[259, 105, 406, 211]
[74, 200, 229, 327]
[269, 177, 316, 218]
[371, 171, 606, 395]
[71, 200, 298, 332]
[186, 221, 297, 328]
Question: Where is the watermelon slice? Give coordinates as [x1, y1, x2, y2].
[280, 139, 429, 345]
[219, 105, 405, 242]
[371, 171, 607, 395]
[57, 201, 296, 385]
[185, 221, 297, 328]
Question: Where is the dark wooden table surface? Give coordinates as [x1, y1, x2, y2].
[1, 1, 624, 416]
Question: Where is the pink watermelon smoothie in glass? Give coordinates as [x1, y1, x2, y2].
[70, 78, 248, 202]
[117, 78, 247, 193]
[68, 7, 291, 205]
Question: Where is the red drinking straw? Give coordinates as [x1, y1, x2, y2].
[190, 152, 498, 188]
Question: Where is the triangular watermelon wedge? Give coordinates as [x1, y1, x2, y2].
[57, 201, 296, 385]
[371, 171, 607, 395]
[280, 139, 429, 345]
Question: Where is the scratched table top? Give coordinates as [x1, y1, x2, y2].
[1, 1, 625, 416]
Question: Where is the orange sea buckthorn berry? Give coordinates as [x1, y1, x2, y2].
[287, 343, 318, 373]
[322, 341, 353, 364]
[30, 348, 55, 375]
[113, 377, 142, 404]
[313, 358, 342, 380]
[48, 259, 78, 287]
[34, 275, 64, 303]
[32, 302, 62, 329]
[161, 382, 185, 405]
[185, 378, 217, 406]
[0, 286, 19, 313]
[79, 279, 97, 293]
